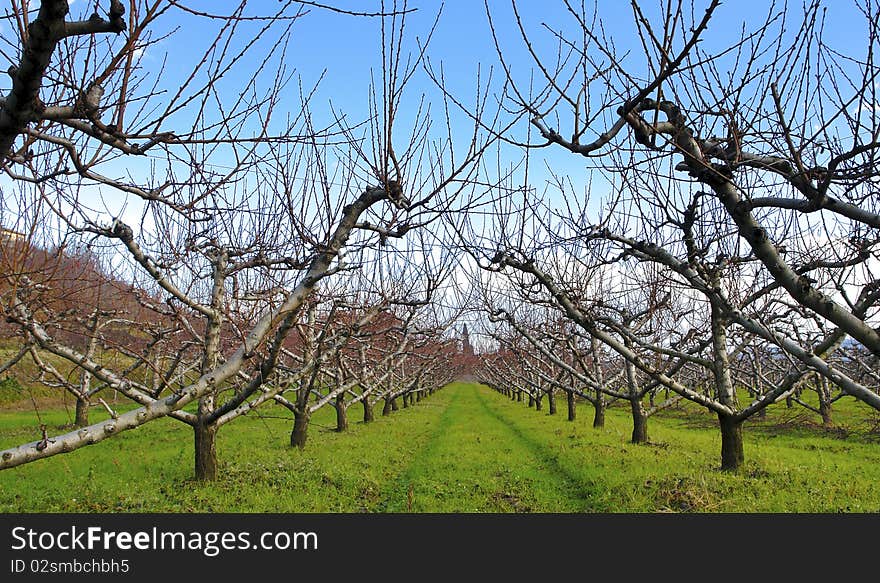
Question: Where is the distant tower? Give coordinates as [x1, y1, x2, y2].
[461, 324, 474, 356]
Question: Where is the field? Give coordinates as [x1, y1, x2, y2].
[1, 382, 880, 513]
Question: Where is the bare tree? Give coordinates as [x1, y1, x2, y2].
[0, 1, 496, 479]
[448, 0, 880, 470]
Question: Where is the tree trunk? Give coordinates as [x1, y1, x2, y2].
[363, 398, 374, 423]
[630, 398, 648, 444]
[391, 397, 399, 411]
[589, 335, 608, 430]
[547, 390, 556, 415]
[819, 400, 833, 427]
[382, 397, 393, 416]
[76, 317, 97, 428]
[818, 376, 833, 427]
[534, 393, 543, 411]
[712, 298, 743, 471]
[592, 399, 605, 428]
[566, 390, 576, 421]
[718, 413, 744, 471]
[194, 389, 219, 481]
[74, 395, 90, 427]
[290, 409, 311, 449]
[624, 357, 641, 439]
[516, 390, 522, 402]
[194, 253, 226, 481]
[527, 394, 534, 408]
[194, 421, 218, 481]
[402, 393, 410, 408]
[335, 395, 348, 432]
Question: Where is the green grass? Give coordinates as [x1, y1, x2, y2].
[378, 383, 596, 512]
[1, 382, 880, 512]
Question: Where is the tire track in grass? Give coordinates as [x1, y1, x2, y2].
[472, 389, 600, 507]
[372, 384, 460, 512]
[379, 383, 596, 512]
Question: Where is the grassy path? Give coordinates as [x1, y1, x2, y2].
[4, 382, 880, 512]
[0, 382, 597, 512]
[379, 383, 596, 512]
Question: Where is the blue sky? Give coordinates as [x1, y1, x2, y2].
[58, 0, 872, 157]
[5, 0, 872, 235]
